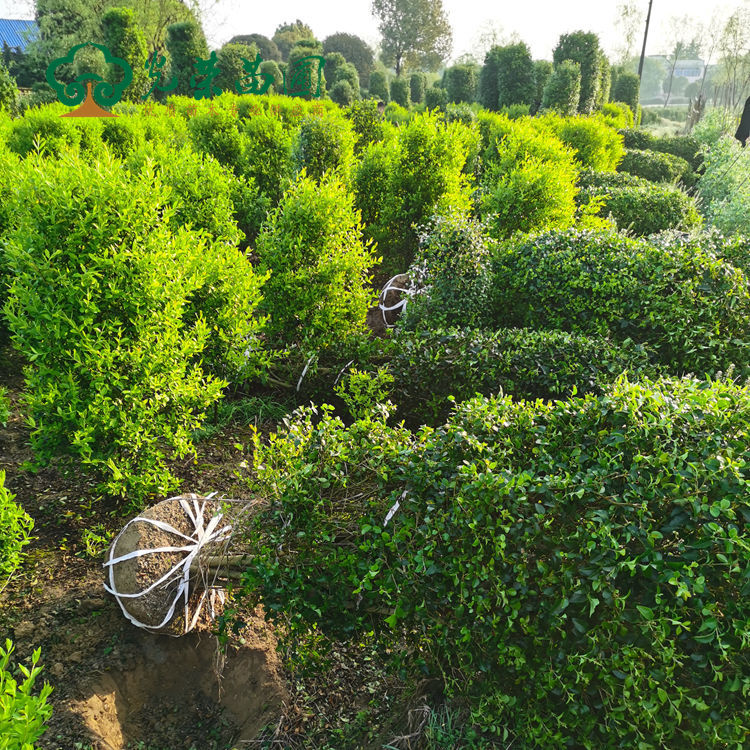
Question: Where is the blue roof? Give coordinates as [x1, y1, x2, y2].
[0, 19, 38, 52]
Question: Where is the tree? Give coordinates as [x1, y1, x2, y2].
[479, 46, 502, 110]
[229, 33, 281, 61]
[614, 2, 644, 65]
[662, 17, 702, 107]
[494, 42, 535, 108]
[0, 62, 18, 116]
[336, 62, 360, 98]
[166, 20, 208, 97]
[596, 53, 611, 108]
[369, 70, 389, 101]
[445, 63, 477, 104]
[612, 70, 639, 119]
[390, 76, 410, 106]
[273, 20, 315, 61]
[288, 39, 325, 99]
[102, 7, 149, 102]
[542, 59, 581, 116]
[215, 42, 256, 96]
[533, 59, 553, 113]
[371, 0, 452, 76]
[410, 71, 426, 103]
[715, 8, 750, 108]
[323, 33, 375, 88]
[553, 31, 603, 114]
[330, 79, 355, 106]
[260, 60, 282, 91]
[324, 51, 346, 87]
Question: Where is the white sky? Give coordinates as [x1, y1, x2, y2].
[2, 0, 748, 64]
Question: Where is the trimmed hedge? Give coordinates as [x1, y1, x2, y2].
[387, 326, 654, 425]
[619, 128, 703, 171]
[490, 228, 749, 375]
[618, 148, 693, 185]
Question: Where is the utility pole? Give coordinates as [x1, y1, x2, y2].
[638, 0, 654, 79]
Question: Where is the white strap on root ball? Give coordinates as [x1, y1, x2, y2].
[379, 273, 415, 328]
[103, 494, 233, 637]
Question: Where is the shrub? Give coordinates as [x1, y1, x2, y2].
[101, 7, 149, 102]
[619, 128, 702, 172]
[260, 60, 283, 92]
[240, 113, 294, 204]
[541, 60, 581, 116]
[498, 103, 531, 119]
[401, 213, 493, 331]
[323, 51, 346, 87]
[335, 63, 360, 97]
[618, 147, 692, 184]
[6, 105, 81, 158]
[255, 173, 377, 353]
[389, 76, 410, 107]
[409, 72, 426, 104]
[536, 113, 625, 171]
[387, 327, 654, 425]
[0, 471, 33, 592]
[424, 84, 447, 110]
[166, 20, 208, 97]
[369, 71, 389, 102]
[650, 228, 750, 277]
[445, 64, 478, 104]
[0, 389, 9, 427]
[0, 62, 18, 117]
[0, 639, 53, 748]
[2, 153, 266, 500]
[187, 109, 244, 172]
[532, 59, 553, 113]
[577, 167, 648, 191]
[597, 183, 702, 236]
[239, 374, 750, 747]
[611, 71, 640, 120]
[344, 99, 385, 153]
[490, 227, 749, 375]
[494, 43, 535, 107]
[600, 101, 634, 129]
[330, 79, 355, 107]
[99, 117, 146, 160]
[552, 31, 603, 114]
[443, 102, 476, 125]
[292, 113, 356, 182]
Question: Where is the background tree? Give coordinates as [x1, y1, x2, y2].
[369, 70, 389, 101]
[324, 51, 346, 87]
[495, 42, 535, 107]
[533, 59, 553, 113]
[542, 59, 581, 116]
[273, 20, 315, 61]
[614, 2, 644, 65]
[410, 71, 426, 103]
[479, 45, 502, 110]
[335, 62, 361, 98]
[0, 61, 18, 116]
[166, 19, 208, 96]
[101, 7, 148, 102]
[596, 52, 611, 108]
[372, 0, 452, 76]
[215, 42, 256, 95]
[612, 70, 640, 120]
[715, 7, 750, 108]
[260, 59, 283, 92]
[323, 33, 375, 89]
[445, 63, 477, 104]
[553, 30, 603, 113]
[662, 17, 701, 107]
[128, 0, 200, 57]
[288, 39, 325, 98]
[390, 75, 410, 106]
[229, 33, 281, 61]
[330, 79, 355, 106]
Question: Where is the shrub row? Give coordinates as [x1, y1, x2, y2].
[618, 147, 694, 186]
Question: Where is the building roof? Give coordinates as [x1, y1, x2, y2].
[0, 19, 38, 52]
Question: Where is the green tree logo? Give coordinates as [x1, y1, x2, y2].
[46, 42, 133, 117]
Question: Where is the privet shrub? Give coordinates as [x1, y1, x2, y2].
[490, 228, 749, 375]
[619, 129, 703, 171]
[600, 101, 634, 129]
[344, 99, 385, 153]
[239, 375, 750, 747]
[99, 117, 146, 160]
[618, 148, 693, 185]
[329, 80, 355, 106]
[541, 59, 581, 116]
[6, 105, 81, 157]
[187, 109, 244, 172]
[597, 183, 702, 236]
[0, 639, 53, 749]
[401, 213, 493, 331]
[292, 113, 356, 182]
[494, 43, 536, 108]
[0, 388, 9, 427]
[445, 64, 478, 104]
[535, 113, 625, 171]
[387, 327, 654, 425]
[3, 153, 267, 500]
[650, 228, 750, 278]
[552, 31, 603, 114]
[409, 72, 426, 104]
[389, 76, 410, 107]
[240, 113, 294, 205]
[424, 84, 447, 110]
[611, 71, 640, 120]
[256, 173, 377, 353]
[0, 471, 33, 592]
[369, 71, 389, 102]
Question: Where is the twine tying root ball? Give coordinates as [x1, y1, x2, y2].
[103, 494, 237, 637]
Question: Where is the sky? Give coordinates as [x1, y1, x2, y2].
[1, 0, 748, 65]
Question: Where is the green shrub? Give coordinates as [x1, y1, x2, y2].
[240, 113, 294, 205]
[409, 72, 426, 104]
[0, 639, 53, 749]
[611, 71, 640, 120]
[387, 327, 654, 425]
[650, 228, 750, 277]
[0, 62, 19, 117]
[618, 148, 692, 184]
[292, 113, 356, 182]
[445, 64, 478, 104]
[596, 183, 702, 236]
[490, 228, 749, 375]
[553, 31, 603, 114]
[494, 43, 535, 108]
[99, 117, 146, 160]
[424, 84, 447, 111]
[532, 59, 553, 113]
[619, 129, 703, 172]
[384, 102, 412, 126]
[498, 103, 530, 119]
[536, 113, 625, 171]
[401, 213, 493, 331]
[6, 105, 81, 157]
[0, 471, 33, 592]
[600, 101, 634, 129]
[2, 153, 267, 501]
[187, 109, 244, 172]
[344, 99, 385, 153]
[330, 79, 355, 106]
[256, 173, 377, 353]
[369, 71, 389, 102]
[335, 63, 360, 97]
[239, 374, 750, 747]
[0, 389, 9, 427]
[443, 102, 476, 125]
[541, 60, 581, 116]
[577, 167, 648, 191]
[389, 76, 410, 107]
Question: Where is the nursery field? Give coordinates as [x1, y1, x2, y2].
[1, 89, 749, 750]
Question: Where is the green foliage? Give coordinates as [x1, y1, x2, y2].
[99, 117, 145, 160]
[650, 228, 750, 277]
[596, 53, 610, 108]
[240, 112, 294, 205]
[478, 46, 501, 111]
[535, 113, 625, 171]
[445, 64, 477, 104]
[490, 228, 749, 375]
[387, 327, 654, 425]
[0, 471, 33, 593]
[187, 108, 243, 172]
[101, 7, 148, 103]
[273, 19, 315, 61]
[612, 71, 640, 121]
[541, 60, 581, 116]
[230, 33, 281, 61]
[532, 59, 553, 113]
[600, 101, 634, 129]
[369, 70, 389, 102]
[493, 43, 535, 108]
[0, 639, 53, 749]
[292, 113, 356, 182]
[618, 148, 693, 185]
[344, 99, 385, 153]
[288, 40, 325, 99]
[552, 30, 603, 114]
[334, 367, 394, 421]
[255, 173, 377, 353]
[215, 42, 256, 96]
[0, 389, 9, 428]
[239, 374, 750, 747]
[2, 153, 255, 501]
[0, 62, 18, 117]
[389, 76, 410, 107]
[334, 62, 360, 97]
[424, 84, 447, 110]
[401, 212, 493, 331]
[409, 72, 426, 104]
[330, 80, 355, 107]
[323, 33, 374, 88]
[7, 106, 81, 158]
[166, 20, 209, 97]
[259, 60, 283, 92]
[323, 51, 346, 87]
